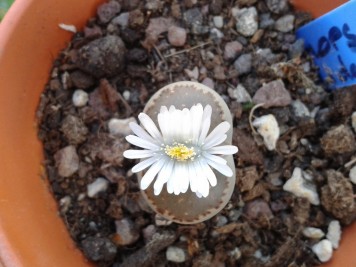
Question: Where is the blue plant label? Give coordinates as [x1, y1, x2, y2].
[296, 0, 356, 89]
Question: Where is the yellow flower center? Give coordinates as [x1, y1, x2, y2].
[164, 143, 196, 161]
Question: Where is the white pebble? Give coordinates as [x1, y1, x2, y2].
[349, 165, 356, 184]
[155, 214, 172, 226]
[229, 247, 242, 260]
[87, 178, 109, 198]
[352, 112, 356, 132]
[252, 114, 280, 151]
[166, 246, 186, 263]
[312, 240, 333, 262]
[213, 16, 224, 28]
[326, 220, 341, 249]
[302, 227, 325, 239]
[123, 90, 130, 101]
[228, 84, 252, 103]
[58, 23, 77, 33]
[283, 167, 320, 205]
[108, 117, 136, 136]
[72, 89, 89, 107]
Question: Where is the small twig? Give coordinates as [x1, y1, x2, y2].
[248, 103, 265, 135]
[344, 157, 356, 169]
[153, 45, 168, 67]
[164, 41, 212, 58]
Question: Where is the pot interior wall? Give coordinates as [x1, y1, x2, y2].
[0, 0, 354, 267]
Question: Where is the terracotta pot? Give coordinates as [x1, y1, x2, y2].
[290, 0, 348, 18]
[0, 0, 354, 266]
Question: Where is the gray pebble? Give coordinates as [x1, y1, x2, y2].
[259, 13, 275, 29]
[166, 246, 187, 263]
[228, 84, 252, 103]
[213, 16, 224, 28]
[234, 7, 258, 37]
[266, 0, 289, 14]
[115, 218, 140, 245]
[112, 12, 129, 28]
[291, 100, 311, 118]
[184, 8, 203, 25]
[54, 145, 79, 177]
[289, 39, 305, 58]
[81, 237, 117, 262]
[234, 53, 252, 76]
[215, 215, 228, 227]
[275, 14, 295, 33]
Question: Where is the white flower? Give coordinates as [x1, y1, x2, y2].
[123, 104, 238, 198]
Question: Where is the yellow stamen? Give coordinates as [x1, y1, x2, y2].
[164, 143, 196, 161]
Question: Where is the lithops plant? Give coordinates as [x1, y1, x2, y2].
[123, 81, 238, 224]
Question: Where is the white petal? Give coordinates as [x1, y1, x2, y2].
[179, 162, 190, 193]
[198, 105, 212, 145]
[123, 149, 155, 159]
[203, 121, 230, 147]
[173, 163, 183, 195]
[203, 134, 227, 149]
[129, 122, 157, 144]
[138, 113, 163, 142]
[126, 135, 159, 150]
[202, 151, 227, 165]
[190, 104, 204, 143]
[194, 161, 210, 197]
[140, 159, 165, 190]
[132, 156, 160, 173]
[206, 158, 233, 177]
[188, 162, 198, 192]
[199, 158, 217, 187]
[153, 159, 174, 195]
[207, 145, 238, 155]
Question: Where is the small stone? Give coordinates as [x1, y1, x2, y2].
[142, 224, 156, 243]
[61, 115, 88, 144]
[229, 247, 242, 260]
[254, 250, 270, 263]
[166, 246, 187, 263]
[70, 71, 95, 90]
[266, 0, 288, 14]
[115, 218, 139, 245]
[283, 167, 320, 205]
[97, 1, 121, 24]
[352, 112, 356, 132]
[54, 146, 79, 177]
[108, 117, 136, 136]
[128, 9, 145, 28]
[320, 125, 356, 155]
[302, 227, 325, 239]
[191, 24, 210, 35]
[155, 214, 173, 226]
[289, 39, 304, 59]
[183, 8, 203, 25]
[312, 240, 333, 262]
[72, 89, 89, 107]
[228, 84, 252, 103]
[252, 114, 280, 151]
[87, 178, 109, 198]
[213, 65, 226, 80]
[327, 220, 341, 249]
[224, 41, 243, 61]
[123, 90, 130, 101]
[168, 26, 187, 47]
[59, 196, 71, 213]
[81, 237, 117, 262]
[112, 12, 129, 28]
[259, 13, 274, 29]
[142, 17, 174, 49]
[210, 28, 224, 41]
[213, 16, 224, 28]
[127, 48, 148, 63]
[275, 14, 295, 33]
[244, 199, 274, 220]
[253, 80, 292, 108]
[350, 166, 356, 184]
[84, 26, 103, 39]
[291, 100, 310, 118]
[76, 35, 126, 78]
[234, 7, 258, 37]
[209, 0, 223, 15]
[215, 215, 228, 227]
[145, 0, 163, 11]
[184, 66, 199, 80]
[234, 53, 252, 76]
[201, 77, 214, 89]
